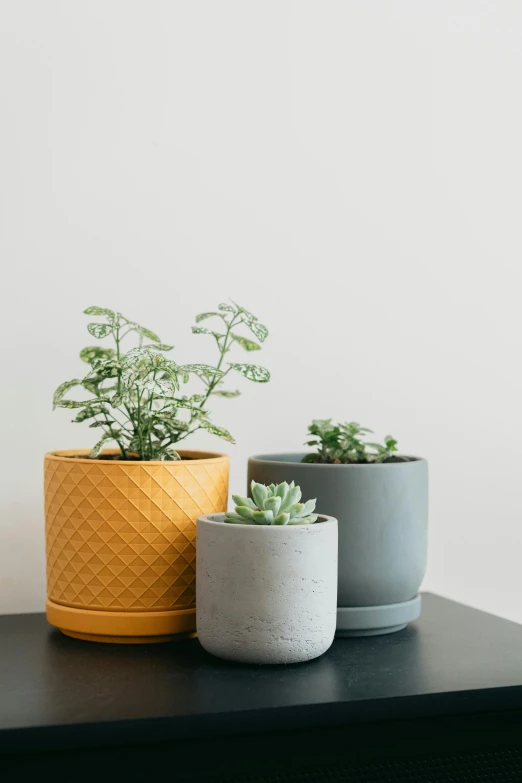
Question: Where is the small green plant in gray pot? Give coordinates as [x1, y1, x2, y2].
[247, 421, 428, 637]
[196, 481, 338, 664]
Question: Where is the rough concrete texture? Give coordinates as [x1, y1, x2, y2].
[196, 514, 338, 664]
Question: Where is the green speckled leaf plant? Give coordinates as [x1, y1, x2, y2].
[225, 481, 318, 525]
[53, 302, 270, 460]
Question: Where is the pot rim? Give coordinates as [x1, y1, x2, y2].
[248, 452, 426, 468]
[198, 512, 337, 528]
[45, 448, 230, 465]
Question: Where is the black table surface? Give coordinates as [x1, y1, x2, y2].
[1, 593, 522, 753]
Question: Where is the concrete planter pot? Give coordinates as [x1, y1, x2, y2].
[248, 454, 428, 636]
[196, 513, 338, 664]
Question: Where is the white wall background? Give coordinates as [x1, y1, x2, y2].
[1, 0, 521, 621]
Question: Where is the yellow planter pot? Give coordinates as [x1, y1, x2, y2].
[44, 449, 229, 643]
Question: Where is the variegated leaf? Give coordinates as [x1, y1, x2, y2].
[231, 333, 260, 351]
[195, 312, 222, 323]
[161, 365, 181, 387]
[218, 303, 236, 312]
[122, 347, 154, 367]
[124, 321, 161, 343]
[139, 326, 161, 342]
[192, 327, 224, 339]
[85, 358, 120, 379]
[121, 369, 139, 389]
[73, 405, 104, 422]
[84, 306, 115, 318]
[56, 398, 99, 409]
[80, 346, 116, 364]
[199, 419, 235, 443]
[180, 364, 224, 378]
[87, 322, 114, 339]
[53, 379, 81, 409]
[166, 398, 205, 412]
[229, 363, 270, 382]
[158, 417, 190, 432]
[135, 377, 178, 395]
[82, 379, 102, 395]
[89, 435, 115, 459]
[145, 343, 174, 351]
[233, 303, 257, 322]
[122, 349, 169, 376]
[212, 390, 241, 398]
[248, 321, 268, 343]
[159, 448, 181, 461]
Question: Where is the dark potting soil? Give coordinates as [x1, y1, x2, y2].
[303, 456, 414, 465]
[64, 454, 194, 461]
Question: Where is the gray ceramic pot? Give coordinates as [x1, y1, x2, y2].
[247, 454, 428, 636]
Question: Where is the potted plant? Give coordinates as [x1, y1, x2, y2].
[196, 481, 338, 664]
[45, 302, 270, 643]
[248, 421, 428, 636]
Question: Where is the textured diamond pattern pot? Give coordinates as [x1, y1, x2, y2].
[196, 513, 338, 664]
[44, 449, 229, 643]
[248, 454, 428, 636]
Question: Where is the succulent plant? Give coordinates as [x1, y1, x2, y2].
[225, 481, 318, 525]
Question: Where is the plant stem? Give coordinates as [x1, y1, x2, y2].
[114, 319, 137, 438]
[174, 425, 200, 444]
[136, 390, 145, 459]
[147, 371, 156, 457]
[109, 411, 133, 435]
[115, 325, 122, 397]
[101, 409, 127, 460]
[198, 313, 239, 409]
[183, 312, 239, 441]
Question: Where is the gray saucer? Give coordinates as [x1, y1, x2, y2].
[336, 594, 421, 637]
